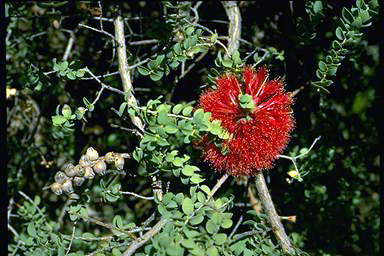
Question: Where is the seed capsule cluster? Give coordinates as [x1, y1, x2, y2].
[50, 147, 130, 195]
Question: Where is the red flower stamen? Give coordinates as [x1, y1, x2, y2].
[198, 66, 295, 176]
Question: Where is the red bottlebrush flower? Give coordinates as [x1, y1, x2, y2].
[198, 66, 294, 176]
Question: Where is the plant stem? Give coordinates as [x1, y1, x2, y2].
[254, 172, 296, 255]
[114, 16, 144, 132]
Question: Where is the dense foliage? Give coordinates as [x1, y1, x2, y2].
[7, 1, 379, 255]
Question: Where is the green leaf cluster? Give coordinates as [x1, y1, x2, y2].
[215, 50, 243, 69]
[8, 196, 65, 256]
[296, 1, 325, 44]
[53, 59, 86, 80]
[312, 0, 378, 91]
[129, 100, 230, 184]
[51, 98, 94, 139]
[253, 47, 285, 66]
[137, 26, 205, 81]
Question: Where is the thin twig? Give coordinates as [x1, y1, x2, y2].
[229, 215, 243, 239]
[232, 229, 270, 241]
[123, 218, 168, 256]
[78, 23, 115, 40]
[191, 174, 230, 220]
[127, 39, 158, 46]
[65, 223, 76, 255]
[279, 136, 321, 179]
[120, 191, 154, 200]
[84, 67, 126, 105]
[81, 71, 120, 80]
[58, 198, 75, 227]
[63, 32, 75, 60]
[110, 123, 143, 138]
[8, 224, 19, 238]
[255, 172, 296, 254]
[68, 212, 136, 238]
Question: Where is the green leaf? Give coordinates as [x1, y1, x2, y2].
[164, 125, 178, 134]
[197, 191, 206, 203]
[113, 215, 123, 228]
[158, 109, 172, 125]
[118, 102, 127, 116]
[190, 175, 204, 184]
[173, 43, 182, 55]
[175, 193, 184, 204]
[222, 58, 233, 68]
[27, 223, 37, 237]
[169, 61, 179, 69]
[150, 71, 163, 81]
[52, 115, 67, 126]
[61, 104, 72, 117]
[232, 50, 242, 65]
[318, 61, 327, 71]
[207, 246, 219, 256]
[60, 60, 68, 70]
[206, 219, 219, 234]
[155, 54, 165, 65]
[211, 212, 222, 224]
[316, 69, 325, 79]
[342, 7, 355, 24]
[189, 214, 204, 225]
[193, 108, 207, 128]
[137, 66, 150, 76]
[112, 248, 122, 256]
[172, 168, 181, 177]
[356, 0, 364, 8]
[313, 1, 323, 13]
[200, 185, 210, 195]
[172, 104, 184, 114]
[181, 239, 196, 248]
[182, 106, 193, 116]
[184, 229, 200, 238]
[332, 40, 342, 50]
[185, 26, 195, 35]
[335, 27, 345, 40]
[182, 165, 198, 176]
[158, 204, 171, 218]
[359, 9, 370, 23]
[166, 245, 184, 256]
[221, 218, 233, 228]
[76, 69, 86, 77]
[182, 198, 194, 215]
[67, 71, 76, 80]
[214, 233, 227, 245]
[352, 16, 363, 28]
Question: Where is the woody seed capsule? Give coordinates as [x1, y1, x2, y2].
[93, 160, 107, 174]
[79, 158, 91, 168]
[114, 155, 124, 170]
[86, 147, 99, 161]
[54, 171, 68, 184]
[84, 166, 95, 179]
[105, 152, 115, 164]
[73, 177, 85, 187]
[51, 182, 63, 195]
[62, 179, 74, 194]
[75, 166, 85, 177]
[64, 166, 77, 177]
